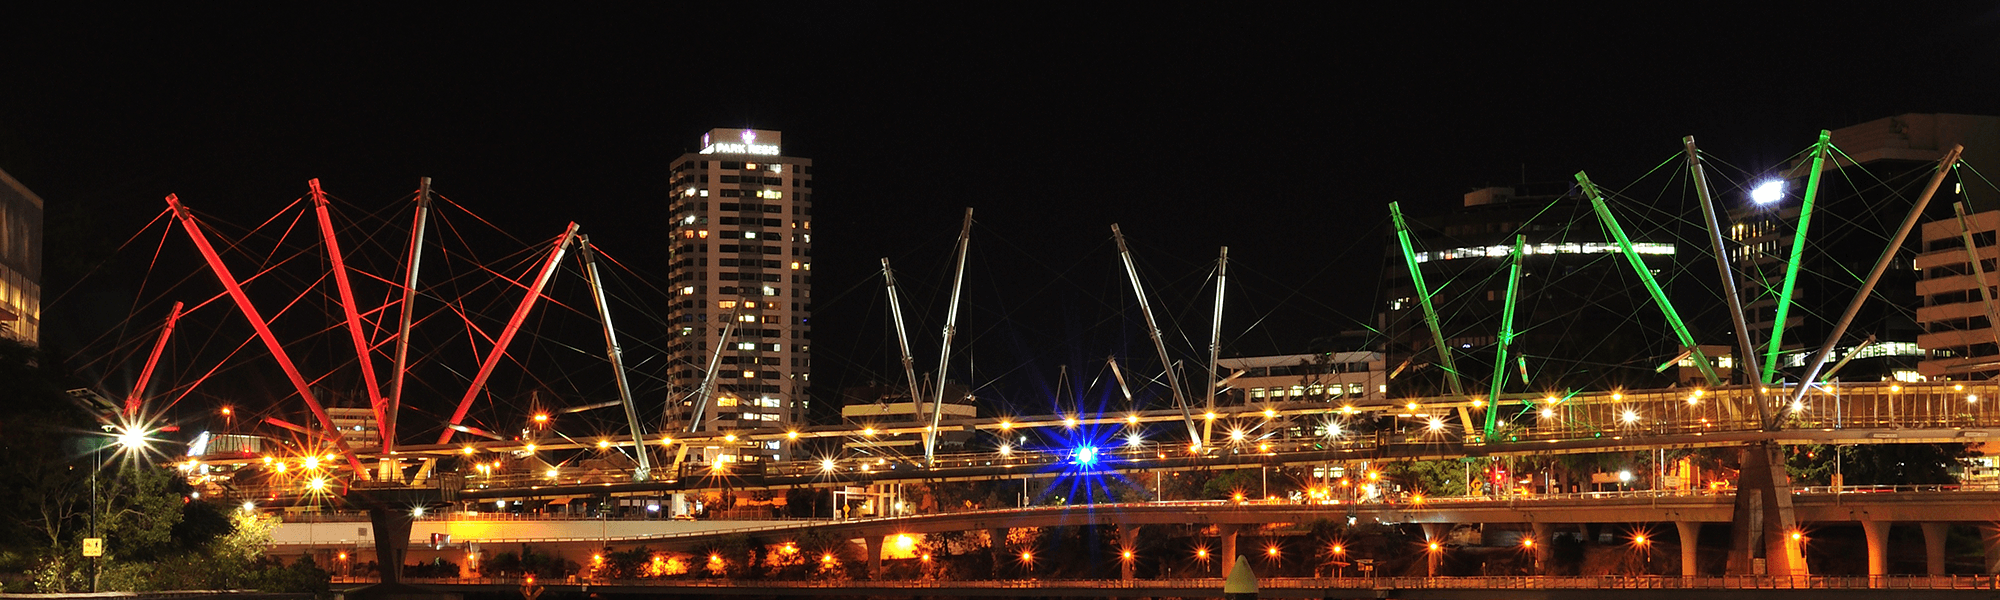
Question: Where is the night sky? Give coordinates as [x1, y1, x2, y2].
[5, 5, 1997, 425]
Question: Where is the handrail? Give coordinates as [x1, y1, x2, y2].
[331, 574, 2000, 590]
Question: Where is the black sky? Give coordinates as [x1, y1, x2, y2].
[5, 5, 1998, 421]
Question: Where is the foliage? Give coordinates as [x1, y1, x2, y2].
[783, 487, 831, 518]
[599, 546, 651, 580]
[1384, 459, 1468, 497]
[404, 557, 461, 579]
[100, 464, 184, 561]
[1198, 469, 1261, 499]
[484, 545, 574, 578]
[0, 337, 94, 549]
[1785, 443, 1969, 486]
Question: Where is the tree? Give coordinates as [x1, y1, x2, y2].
[0, 337, 94, 551]
[1384, 459, 1468, 497]
[1786, 443, 1968, 486]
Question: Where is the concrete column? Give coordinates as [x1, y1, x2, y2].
[365, 507, 414, 586]
[1120, 525, 1140, 580]
[1922, 522, 1949, 576]
[1530, 522, 1553, 573]
[866, 535, 884, 580]
[1984, 525, 2000, 574]
[1728, 442, 1803, 575]
[989, 528, 1007, 579]
[1421, 523, 1450, 577]
[1219, 524, 1240, 577]
[1675, 521, 1701, 577]
[1862, 520, 1891, 580]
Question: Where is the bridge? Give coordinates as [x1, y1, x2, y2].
[102, 150, 1983, 590]
[328, 574, 2000, 599]
[275, 488, 2000, 585]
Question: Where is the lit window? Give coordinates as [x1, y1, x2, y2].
[791, 262, 801, 270]
[743, 370, 758, 378]
[736, 342, 757, 350]
[717, 397, 738, 407]
[699, 189, 709, 197]
[760, 414, 781, 421]
[744, 231, 759, 239]
[680, 286, 695, 296]
[718, 301, 738, 309]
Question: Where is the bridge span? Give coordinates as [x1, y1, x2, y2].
[334, 574, 2000, 599]
[279, 489, 2000, 582]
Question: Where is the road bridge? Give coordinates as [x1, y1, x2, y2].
[334, 574, 2000, 599]
[279, 489, 2000, 582]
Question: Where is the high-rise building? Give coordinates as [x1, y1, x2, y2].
[1731, 114, 1999, 384]
[664, 129, 814, 459]
[1916, 208, 2000, 380]
[1380, 185, 1692, 398]
[0, 168, 42, 345]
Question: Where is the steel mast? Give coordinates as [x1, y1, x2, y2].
[1686, 137, 1768, 422]
[1575, 172, 1722, 387]
[1762, 131, 1832, 386]
[1204, 247, 1227, 447]
[881, 258, 928, 441]
[1389, 202, 1467, 408]
[579, 235, 653, 481]
[1111, 224, 1200, 445]
[124, 302, 182, 420]
[1482, 236, 1523, 439]
[924, 208, 974, 465]
[387, 177, 431, 458]
[1786, 146, 1963, 417]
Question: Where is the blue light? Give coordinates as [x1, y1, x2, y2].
[1074, 445, 1099, 467]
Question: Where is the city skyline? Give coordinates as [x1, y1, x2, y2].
[5, 6, 1997, 427]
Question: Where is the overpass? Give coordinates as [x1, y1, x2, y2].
[332, 574, 2000, 599]
[278, 488, 2000, 582]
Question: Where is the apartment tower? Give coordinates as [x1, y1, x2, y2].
[665, 128, 814, 460]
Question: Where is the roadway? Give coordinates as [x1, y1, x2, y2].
[273, 489, 2000, 553]
[338, 574, 2000, 599]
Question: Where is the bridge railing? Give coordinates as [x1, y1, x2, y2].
[335, 574, 2000, 590]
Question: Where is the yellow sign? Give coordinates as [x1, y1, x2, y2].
[82, 538, 103, 557]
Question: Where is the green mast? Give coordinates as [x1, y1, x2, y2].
[1761, 131, 1831, 385]
[1576, 172, 1722, 386]
[1389, 202, 1467, 399]
[1483, 235, 1524, 439]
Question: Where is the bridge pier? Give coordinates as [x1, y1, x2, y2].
[1530, 522, 1552, 573]
[1986, 525, 2000, 574]
[1863, 520, 1890, 581]
[988, 528, 1007, 579]
[1727, 441, 1805, 576]
[866, 534, 884, 580]
[1218, 524, 1240, 577]
[1923, 522, 1949, 576]
[1421, 523, 1449, 576]
[1119, 525, 1139, 580]
[1675, 521, 1701, 576]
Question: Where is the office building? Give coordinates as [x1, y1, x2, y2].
[1733, 114, 1999, 383]
[664, 128, 814, 460]
[1381, 184, 1692, 397]
[0, 168, 42, 344]
[1916, 208, 2000, 380]
[1215, 352, 1384, 407]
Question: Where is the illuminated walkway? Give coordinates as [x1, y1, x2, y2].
[337, 574, 2000, 598]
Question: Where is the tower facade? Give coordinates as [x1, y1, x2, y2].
[664, 128, 814, 459]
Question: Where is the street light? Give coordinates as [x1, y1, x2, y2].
[1751, 180, 1786, 205]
